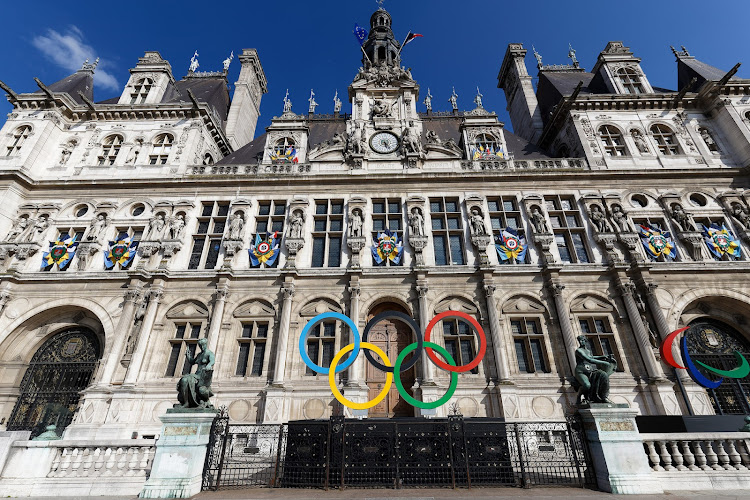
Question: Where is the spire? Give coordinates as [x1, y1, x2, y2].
[362, 6, 401, 67]
[532, 45, 543, 70]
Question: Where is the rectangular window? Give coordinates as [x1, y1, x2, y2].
[311, 200, 344, 267]
[371, 198, 403, 266]
[546, 195, 590, 264]
[577, 316, 623, 371]
[166, 321, 204, 377]
[631, 217, 675, 262]
[488, 195, 526, 264]
[430, 197, 465, 266]
[511, 317, 549, 373]
[43, 227, 85, 272]
[252, 200, 286, 268]
[236, 321, 269, 377]
[189, 202, 230, 270]
[306, 321, 337, 375]
[442, 317, 478, 373]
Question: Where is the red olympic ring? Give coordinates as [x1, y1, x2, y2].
[661, 326, 688, 369]
[424, 310, 486, 373]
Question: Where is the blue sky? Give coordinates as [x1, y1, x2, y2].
[1, 0, 747, 134]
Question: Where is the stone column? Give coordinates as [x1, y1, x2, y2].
[206, 286, 229, 353]
[547, 282, 577, 373]
[617, 280, 666, 381]
[348, 283, 364, 385]
[416, 284, 434, 384]
[97, 288, 142, 386]
[483, 283, 511, 382]
[123, 288, 163, 386]
[272, 283, 295, 385]
[643, 282, 691, 383]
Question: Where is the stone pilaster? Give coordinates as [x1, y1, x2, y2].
[123, 287, 163, 386]
[98, 287, 143, 387]
[272, 282, 295, 385]
[206, 285, 229, 353]
[416, 282, 434, 384]
[483, 281, 511, 383]
[546, 281, 577, 373]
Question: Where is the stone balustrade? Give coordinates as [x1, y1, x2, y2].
[48, 441, 155, 478]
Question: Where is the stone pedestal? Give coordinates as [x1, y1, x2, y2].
[140, 408, 217, 499]
[346, 236, 366, 268]
[408, 235, 428, 267]
[470, 234, 492, 266]
[578, 406, 663, 494]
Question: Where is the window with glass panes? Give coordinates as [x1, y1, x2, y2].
[430, 198, 465, 266]
[510, 318, 549, 373]
[442, 317, 478, 374]
[598, 126, 627, 157]
[98, 135, 123, 165]
[189, 202, 230, 269]
[617, 68, 645, 94]
[236, 322, 269, 377]
[577, 316, 623, 371]
[6, 126, 31, 156]
[165, 322, 204, 377]
[650, 124, 680, 155]
[631, 217, 676, 261]
[254, 200, 286, 268]
[311, 200, 343, 268]
[371, 198, 402, 266]
[130, 78, 153, 104]
[149, 134, 173, 165]
[306, 320, 337, 375]
[487, 196, 526, 264]
[115, 226, 144, 242]
[693, 215, 739, 260]
[545, 195, 590, 263]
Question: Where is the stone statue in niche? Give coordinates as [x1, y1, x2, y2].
[372, 94, 395, 118]
[611, 205, 632, 232]
[59, 144, 73, 165]
[226, 212, 245, 240]
[125, 139, 143, 164]
[175, 338, 215, 409]
[530, 207, 549, 234]
[5, 216, 29, 242]
[168, 214, 186, 240]
[700, 128, 719, 153]
[409, 207, 425, 236]
[731, 203, 750, 230]
[588, 205, 610, 233]
[145, 213, 166, 240]
[572, 335, 617, 405]
[469, 208, 487, 236]
[349, 208, 363, 238]
[347, 126, 364, 155]
[288, 210, 305, 239]
[630, 129, 650, 154]
[85, 213, 108, 243]
[23, 215, 48, 243]
[670, 203, 695, 231]
[125, 298, 148, 356]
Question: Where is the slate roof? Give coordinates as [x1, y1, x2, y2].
[217, 132, 268, 165]
[536, 71, 594, 125]
[35, 69, 94, 106]
[677, 56, 737, 92]
[168, 78, 231, 127]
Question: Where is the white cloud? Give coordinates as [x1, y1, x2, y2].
[32, 27, 120, 92]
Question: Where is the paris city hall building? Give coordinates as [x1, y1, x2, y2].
[0, 7, 749, 440]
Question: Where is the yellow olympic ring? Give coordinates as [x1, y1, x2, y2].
[329, 342, 392, 410]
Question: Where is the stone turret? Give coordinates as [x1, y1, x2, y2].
[362, 8, 401, 68]
[498, 44, 544, 144]
[225, 49, 268, 150]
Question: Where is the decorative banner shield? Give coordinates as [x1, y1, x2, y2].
[270, 146, 299, 164]
[638, 224, 676, 260]
[703, 223, 740, 260]
[41, 235, 79, 270]
[249, 232, 280, 267]
[372, 229, 403, 265]
[495, 227, 527, 263]
[471, 144, 504, 161]
[104, 236, 139, 270]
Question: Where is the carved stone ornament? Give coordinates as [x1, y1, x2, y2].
[408, 235, 429, 267]
[75, 242, 100, 271]
[352, 65, 414, 88]
[593, 233, 620, 264]
[347, 236, 366, 268]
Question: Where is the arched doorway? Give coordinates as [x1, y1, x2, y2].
[366, 302, 416, 418]
[7, 328, 101, 436]
[686, 319, 750, 415]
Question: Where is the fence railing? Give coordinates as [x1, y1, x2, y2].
[642, 433, 750, 471]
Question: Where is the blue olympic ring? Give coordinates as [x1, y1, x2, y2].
[298, 312, 361, 375]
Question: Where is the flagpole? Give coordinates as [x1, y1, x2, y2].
[359, 44, 374, 67]
[397, 33, 410, 55]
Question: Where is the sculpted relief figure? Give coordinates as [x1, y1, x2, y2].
[409, 207, 425, 236]
[588, 205, 610, 233]
[23, 215, 48, 244]
[530, 207, 549, 234]
[630, 129, 650, 154]
[5, 216, 29, 242]
[125, 139, 143, 165]
[168, 214, 186, 240]
[731, 203, 750, 230]
[425, 130, 440, 144]
[401, 127, 421, 155]
[349, 208, 363, 238]
[288, 210, 305, 239]
[146, 213, 167, 241]
[226, 213, 244, 240]
[469, 208, 487, 236]
[347, 126, 364, 155]
[85, 213, 108, 243]
[372, 94, 395, 118]
[611, 205, 632, 232]
[671, 203, 695, 231]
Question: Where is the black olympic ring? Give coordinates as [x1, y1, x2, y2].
[361, 311, 422, 373]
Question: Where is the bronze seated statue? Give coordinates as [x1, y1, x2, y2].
[175, 338, 215, 409]
[571, 335, 618, 405]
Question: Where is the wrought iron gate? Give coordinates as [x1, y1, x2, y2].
[202, 408, 595, 490]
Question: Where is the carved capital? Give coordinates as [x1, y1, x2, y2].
[222, 239, 243, 257]
[161, 241, 182, 258]
[124, 289, 143, 303]
[148, 289, 164, 302]
[346, 236, 366, 254]
[284, 238, 305, 255]
[548, 283, 565, 297]
[282, 284, 295, 299]
[348, 285, 361, 297]
[484, 284, 496, 297]
[644, 283, 658, 296]
[215, 287, 229, 301]
[0, 291, 11, 309]
[617, 280, 637, 298]
[416, 285, 429, 298]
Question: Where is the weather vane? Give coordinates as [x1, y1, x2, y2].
[376, 0, 385, 8]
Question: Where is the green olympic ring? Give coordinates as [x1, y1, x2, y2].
[393, 341, 458, 409]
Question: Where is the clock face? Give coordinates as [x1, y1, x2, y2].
[370, 132, 399, 154]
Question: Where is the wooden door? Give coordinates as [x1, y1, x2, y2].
[366, 317, 415, 418]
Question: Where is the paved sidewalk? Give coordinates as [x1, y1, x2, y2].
[12, 490, 750, 500]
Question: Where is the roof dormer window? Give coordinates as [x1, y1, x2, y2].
[149, 134, 173, 165]
[98, 135, 123, 165]
[130, 78, 153, 104]
[617, 67, 644, 94]
[6, 125, 31, 156]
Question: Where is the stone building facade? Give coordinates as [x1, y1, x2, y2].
[0, 7, 749, 440]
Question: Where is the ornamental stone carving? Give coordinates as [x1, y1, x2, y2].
[588, 204, 611, 233]
[530, 206, 550, 234]
[670, 203, 696, 232]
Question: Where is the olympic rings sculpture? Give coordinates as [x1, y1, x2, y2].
[298, 310, 486, 410]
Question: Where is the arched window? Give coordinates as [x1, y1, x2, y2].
[203, 153, 214, 165]
[617, 67, 644, 94]
[130, 78, 153, 104]
[6, 328, 101, 437]
[650, 124, 680, 155]
[473, 133, 503, 159]
[149, 134, 173, 165]
[6, 125, 31, 156]
[271, 137, 297, 163]
[598, 125, 627, 157]
[97, 135, 123, 165]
